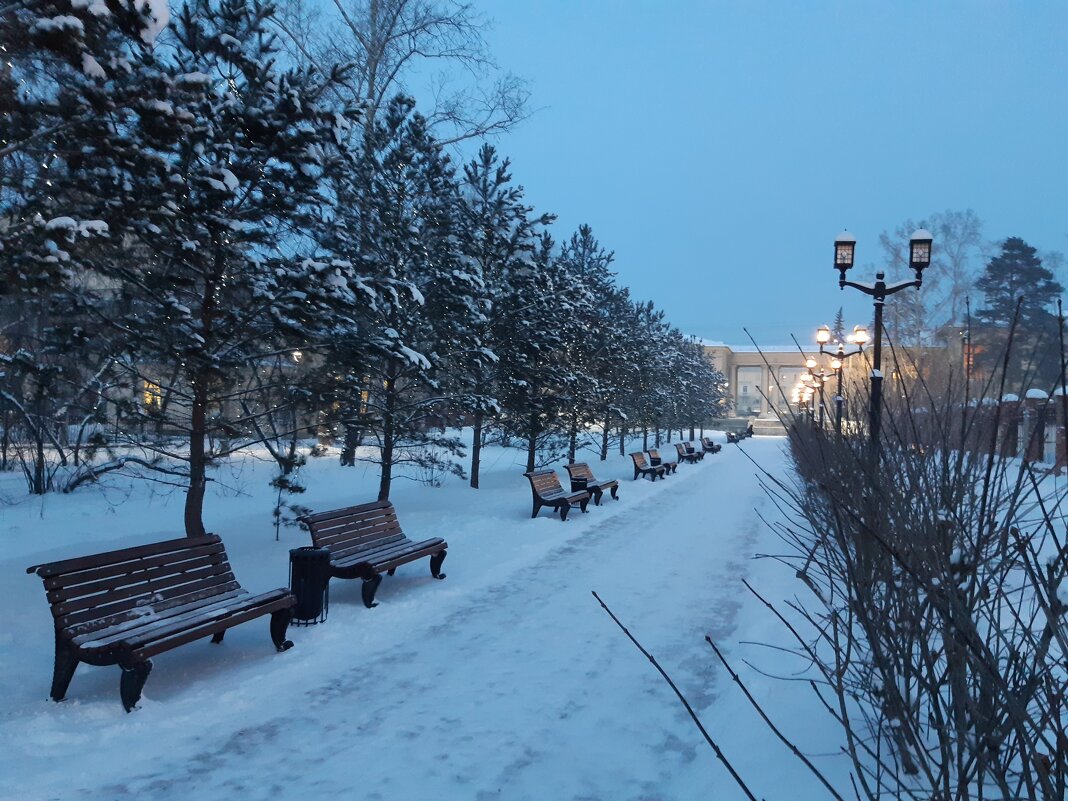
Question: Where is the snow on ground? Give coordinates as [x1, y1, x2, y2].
[0, 434, 850, 800]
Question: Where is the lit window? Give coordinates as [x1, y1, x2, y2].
[143, 380, 163, 409]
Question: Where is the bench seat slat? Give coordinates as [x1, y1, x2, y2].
[54, 561, 234, 618]
[312, 511, 397, 539]
[42, 542, 226, 591]
[132, 593, 296, 661]
[328, 532, 408, 562]
[302, 499, 392, 526]
[72, 588, 252, 649]
[116, 589, 292, 651]
[331, 537, 446, 571]
[59, 574, 239, 631]
[28, 535, 221, 579]
[47, 551, 228, 604]
[312, 518, 402, 549]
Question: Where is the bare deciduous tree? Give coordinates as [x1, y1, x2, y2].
[272, 0, 529, 144]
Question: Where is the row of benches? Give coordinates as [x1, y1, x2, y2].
[524, 438, 723, 520]
[26, 436, 726, 711]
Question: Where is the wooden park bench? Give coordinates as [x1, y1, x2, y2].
[564, 462, 620, 506]
[630, 451, 668, 481]
[701, 436, 722, 454]
[674, 442, 703, 464]
[648, 448, 678, 474]
[303, 500, 447, 609]
[525, 469, 590, 521]
[26, 534, 296, 712]
[727, 426, 754, 444]
[685, 441, 707, 460]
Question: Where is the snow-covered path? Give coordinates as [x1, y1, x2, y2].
[2, 437, 842, 800]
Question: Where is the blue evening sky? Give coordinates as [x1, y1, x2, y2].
[464, 1, 1068, 346]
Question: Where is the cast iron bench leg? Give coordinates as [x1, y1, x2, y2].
[119, 659, 152, 712]
[531, 500, 541, 518]
[559, 503, 570, 522]
[362, 573, 383, 608]
[211, 631, 225, 644]
[610, 485, 619, 500]
[50, 632, 79, 702]
[270, 608, 294, 651]
[430, 549, 447, 580]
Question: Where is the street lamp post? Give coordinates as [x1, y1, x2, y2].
[805, 358, 827, 429]
[817, 324, 868, 434]
[834, 230, 932, 460]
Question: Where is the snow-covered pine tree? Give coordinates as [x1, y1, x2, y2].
[319, 95, 490, 500]
[64, 0, 363, 535]
[457, 144, 554, 487]
[554, 224, 615, 463]
[496, 231, 576, 471]
[1, 0, 170, 293]
[832, 306, 846, 343]
[974, 236, 1064, 390]
[629, 300, 670, 449]
[1, 0, 173, 491]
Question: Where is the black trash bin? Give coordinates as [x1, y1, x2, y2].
[289, 546, 331, 625]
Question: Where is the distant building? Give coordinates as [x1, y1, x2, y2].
[701, 342, 811, 419]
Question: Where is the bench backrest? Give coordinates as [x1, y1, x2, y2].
[702, 437, 714, 447]
[630, 452, 649, 469]
[525, 469, 565, 496]
[674, 443, 688, 457]
[26, 535, 239, 639]
[648, 449, 668, 461]
[565, 462, 594, 482]
[304, 500, 405, 555]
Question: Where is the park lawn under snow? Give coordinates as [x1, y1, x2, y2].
[0, 434, 850, 801]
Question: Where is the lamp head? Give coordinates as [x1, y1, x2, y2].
[834, 231, 856, 281]
[805, 357, 817, 370]
[852, 325, 870, 346]
[816, 325, 831, 345]
[909, 229, 933, 281]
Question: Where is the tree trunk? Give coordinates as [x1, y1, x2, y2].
[526, 412, 538, 472]
[655, 426, 661, 448]
[184, 376, 208, 537]
[689, 425, 695, 440]
[33, 427, 46, 495]
[378, 372, 396, 502]
[600, 410, 610, 461]
[0, 408, 8, 471]
[470, 411, 483, 489]
[642, 426, 648, 450]
[567, 417, 578, 464]
[619, 422, 626, 456]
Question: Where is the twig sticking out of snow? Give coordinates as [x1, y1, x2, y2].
[590, 591, 760, 801]
[704, 634, 845, 801]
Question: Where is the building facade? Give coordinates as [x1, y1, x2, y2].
[702, 343, 813, 419]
